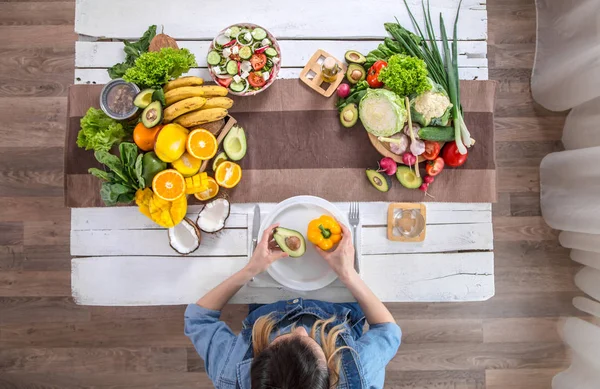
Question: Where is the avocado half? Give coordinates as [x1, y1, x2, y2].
[396, 165, 423, 189]
[340, 104, 358, 128]
[346, 64, 366, 85]
[134, 88, 155, 109]
[366, 169, 391, 192]
[223, 125, 247, 161]
[141, 101, 163, 128]
[345, 50, 366, 65]
[273, 227, 306, 258]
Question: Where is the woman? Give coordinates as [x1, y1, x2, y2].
[185, 222, 401, 389]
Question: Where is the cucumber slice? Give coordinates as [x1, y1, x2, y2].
[251, 28, 267, 41]
[207, 51, 221, 66]
[239, 46, 252, 60]
[226, 60, 238, 75]
[229, 80, 247, 92]
[229, 26, 241, 38]
[264, 47, 278, 58]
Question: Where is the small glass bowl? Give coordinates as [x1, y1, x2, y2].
[393, 208, 426, 238]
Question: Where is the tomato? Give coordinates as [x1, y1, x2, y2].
[442, 141, 468, 167]
[425, 157, 445, 176]
[366, 60, 387, 88]
[216, 77, 233, 88]
[248, 72, 267, 88]
[250, 53, 267, 71]
[422, 141, 441, 160]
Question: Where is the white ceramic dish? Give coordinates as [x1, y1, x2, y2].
[259, 196, 351, 292]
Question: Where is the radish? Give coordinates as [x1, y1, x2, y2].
[419, 183, 429, 192]
[378, 157, 397, 176]
[402, 153, 416, 167]
[424, 175, 434, 184]
[337, 83, 351, 98]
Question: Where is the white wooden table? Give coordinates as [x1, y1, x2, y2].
[71, 0, 493, 306]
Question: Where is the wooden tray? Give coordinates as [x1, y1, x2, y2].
[299, 49, 346, 97]
[387, 203, 427, 242]
[368, 133, 444, 164]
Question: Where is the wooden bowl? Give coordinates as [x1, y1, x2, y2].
[367, 133, 445, 165]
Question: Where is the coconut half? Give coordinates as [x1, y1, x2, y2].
[168, 217, 201, 255]
[196, 198, 230, 233]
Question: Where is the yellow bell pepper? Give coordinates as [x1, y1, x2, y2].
[307, 215, 342, 250]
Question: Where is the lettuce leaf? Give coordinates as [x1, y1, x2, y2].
[123, 47, 197, 89]
[77, 108, 127, 152]
[378, 54, 430, 97]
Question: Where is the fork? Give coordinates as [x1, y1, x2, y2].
[348, 202, 360, 273]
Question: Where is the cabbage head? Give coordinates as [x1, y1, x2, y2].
[410, 79, 452, 127]
[359, 89, 407, 137]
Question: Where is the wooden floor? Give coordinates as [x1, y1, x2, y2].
[0, 0, 582, 388]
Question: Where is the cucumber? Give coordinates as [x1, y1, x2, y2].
[229, 26, 241, 38]
[207, 51, 221, 66]
[226, 60, 238, 75]
[418, 126, 455, 142]
[251, 27, 267, 40]
[239, 46, 252, 60]
[264, 47, 278, 57]
[230, 80, 246, 92]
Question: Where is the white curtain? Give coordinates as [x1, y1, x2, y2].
[531, 0, 600, 388]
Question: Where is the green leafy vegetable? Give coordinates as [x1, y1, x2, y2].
[123, 47, 197, 89]
[108, 25, 157, 79]
[89, 142, 144, 206]
[77, 108, 127, 152]
[378, 54, 430, 97]
[336, 80, 369, 112]
[358, 89, 407, 137]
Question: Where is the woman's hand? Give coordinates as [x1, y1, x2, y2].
[245, 223, 289, 276]
[316, 223, 356, 283]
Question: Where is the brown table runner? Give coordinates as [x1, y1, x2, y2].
[65, 79, 496, 207]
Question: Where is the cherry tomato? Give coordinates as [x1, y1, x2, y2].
[425, 157, 445, 176]
[248, 72, 267, 88]
[442, 141, 468, 167]
[422, 141, 441, 160]
[250, 53, 267, 71]
[216, 77, 233, 88]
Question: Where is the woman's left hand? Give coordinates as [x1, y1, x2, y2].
[246, 223, 289, 276]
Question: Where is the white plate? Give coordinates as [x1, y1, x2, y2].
[259, 196, 351, 292]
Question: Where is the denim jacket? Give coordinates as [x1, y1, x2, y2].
[185, 298, 401, 389]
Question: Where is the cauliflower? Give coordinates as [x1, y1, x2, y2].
[410, 79, 452, 127]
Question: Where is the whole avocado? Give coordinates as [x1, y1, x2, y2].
[142, 151, 167, 187]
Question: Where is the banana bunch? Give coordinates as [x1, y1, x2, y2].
[162, 76, 233, 126]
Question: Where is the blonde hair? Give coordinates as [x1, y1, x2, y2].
[252, 314, 352, 388]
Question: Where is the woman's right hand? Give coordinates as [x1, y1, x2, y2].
[315, 223, 357, 283]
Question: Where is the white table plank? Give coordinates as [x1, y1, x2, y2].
[71, 228, 247, 257]
[361, 223, 493, 254]
[75, 40, 488, 69]
[74, 67, 489, 85]
[75, 0, 487, 40]
[71, 203, 491, 231]
[71, 252, 494, 305]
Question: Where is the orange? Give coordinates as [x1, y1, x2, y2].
[154, 123, 189, 163]
[171, 152, 202, 177]
[214, 161, 242, 189]
[186, 129, 218, 160]
[152, 169, 186, 201]
[133, 123, 162, 151]
[194, 177, 220, 201]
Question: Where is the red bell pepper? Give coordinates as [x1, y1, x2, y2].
[366, 60, 387, 88]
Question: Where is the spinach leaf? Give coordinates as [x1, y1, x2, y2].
[117, 191, 136, 205]
[94, 150, 130, 185]
[107, 25, 157, 79]
[88, 167, 113, 182]
[153, 88, 166, 106]
[134, 154, 145, 189]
